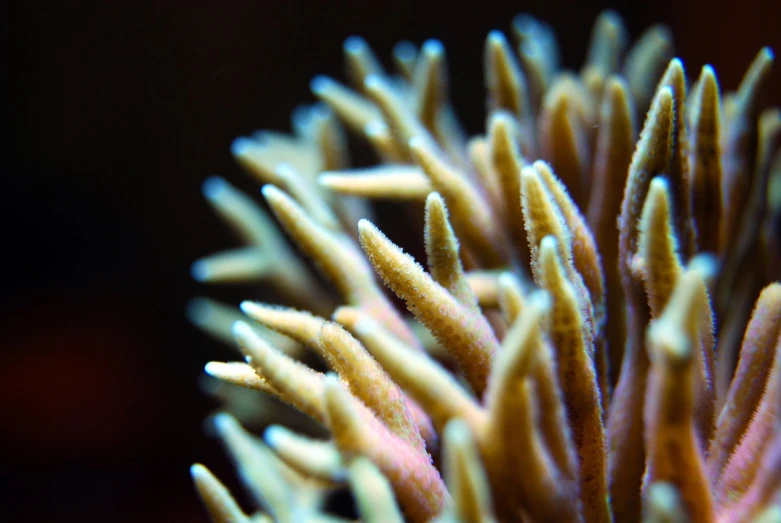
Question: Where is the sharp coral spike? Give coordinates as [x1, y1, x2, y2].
[312, 104, 349, 173]
[610, 83, 675, 523]
[717, 102, 781, 396]
[468, 135, 506, 215]
[213, 413, 299, 521]
[191, 464, 252, 523]
[364, 74, 433, 160]
[410, 137, 511, 268]
[587, 76, 635, 384]
[488, 111, 530, 264]
[335, 306, 484, 433]
[318, 321, 426, 452]
[240, 302, 326, 347]
[533, 160, 610, 408]
[424, 192, 480, 311]
[358, 218, 499, 396]
[584, 10, 628, 81]
[536, 237, 611, 523]
[205, 361, 278, 395]
[393, 41, 417, 80]
[655, 58, 696, 261]
[688, 65, 724, 255]
[192, 246, 269, 283]
[319, 165, 433, 200]
[520, 163, 596, 343]
[719, 432, 781, 522]
[274, 163, 340, 231]
[484, 30, 534, 156]
[538, 77, 590, 208]
[512, 15, 559, 118]
[232, 132, 321, 184]
[264, 426, 345, 483]
[344, 36, 385, 92]
[482, 291, 581, 521]
[623, 25, 674, 115]
[644, 268, 715, 523]
[716, 332, 781, 509]
[636, 177, 683, 317]
[187, 297, 302, 355]
[198, 177, 330, 312]
[500, 287, 579, 483]
[721, 47, 774, 253]
[414, 39, 447, 134]
[619, 86, 675, 290]
[348, 457, 406, 523]
[323, 375, 446, 522]
[233, 321, 327, 421]
[442, 419, 497, 523]
[311, 75, 382, 134]
[709, 283, 781, 481]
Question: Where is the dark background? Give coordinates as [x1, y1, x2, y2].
[3, 1, 779, 521]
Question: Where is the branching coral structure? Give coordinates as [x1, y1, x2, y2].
[188, 10, 781, 523]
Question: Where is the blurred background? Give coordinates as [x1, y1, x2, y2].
[3, 0, 780, 521]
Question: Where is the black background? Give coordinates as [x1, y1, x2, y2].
[3, 1, 780, 521]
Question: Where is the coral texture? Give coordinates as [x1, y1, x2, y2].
[189, 10, 781, 523]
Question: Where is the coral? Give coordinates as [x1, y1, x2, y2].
[188, 10, 781, 523]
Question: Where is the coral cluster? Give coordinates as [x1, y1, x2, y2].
[188, 10, 781, 523]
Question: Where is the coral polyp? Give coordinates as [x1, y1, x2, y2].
[188, 10, 781, 523]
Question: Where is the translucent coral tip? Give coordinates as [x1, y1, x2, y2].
[364, 120, 386, 137]
[230, 137, 254, 158]
[357, 218, 374, 234]
[239, 300, 263, 318]
[185, 298, 209, 325]
[421, 39, 444, 56]
[274, 163, 296, 178]
[512, 14, 534, 28]
[688, 253, 719, 282]
[393, 41, 416, 61]
[527, 288, 552, 313]
[408, 136, 424, 150]
[658, 85, 674, 99]
[202, 176, 228, 201]
[599, 8, 621, 21]
[238, 301, 251, 315]
[203, 361, 220, 377]
[649, 175, 670, 193]
[190, 260, 209, 282]
[344, 35, 367, 54]
[701, 64, 716, 79]
[310, 103, 331, 120]
[324, 371, 340, 385]
[190, 463, 208, 479]
[291, 104, 313, 130]
[211, 412, 235, 435]
[260, 184, 286, 206]
[487, 29, 506, 45]
[363, 74, 382, 91]
[310, 75, 333, 95]
[263, 425, 283, 448]
[231, 320, 255, 343]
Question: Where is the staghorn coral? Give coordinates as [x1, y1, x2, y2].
[188, 10, 781, 523]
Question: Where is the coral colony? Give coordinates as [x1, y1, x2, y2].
[187, 10, 781, 523]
